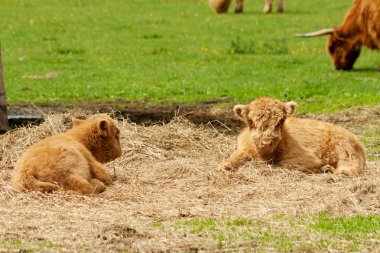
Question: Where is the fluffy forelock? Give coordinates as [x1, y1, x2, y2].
[247, 97, 286, 129]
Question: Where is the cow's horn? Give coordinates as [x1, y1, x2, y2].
[295, 28, 334, 37]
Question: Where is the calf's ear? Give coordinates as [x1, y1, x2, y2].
[98, 120, 110, 138]
[233, 105, 248, 121]
[284, 101, 297, 115]
[72, 118, 84, 126]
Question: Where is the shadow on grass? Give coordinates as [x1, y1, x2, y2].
[350, 67, 379, 73]
[223, 11, 315, 15]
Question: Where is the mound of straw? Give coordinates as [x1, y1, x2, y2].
[0, 112, 379, 252]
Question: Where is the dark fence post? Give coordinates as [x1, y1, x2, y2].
[0, 42, 9, 130]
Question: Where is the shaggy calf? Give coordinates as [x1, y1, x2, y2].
[222, 97, 366, 176]
[208, 0, 284, 14]
[12, 114, 122, 195]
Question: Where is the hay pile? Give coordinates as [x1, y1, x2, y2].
[0, 112, 379, 252]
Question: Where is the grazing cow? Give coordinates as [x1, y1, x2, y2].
[221, 97, 366, 176]
[296, 0, 380, 71]
[208, 0, 284, 14]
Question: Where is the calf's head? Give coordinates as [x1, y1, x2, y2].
[72, 114, 122, 163]
[234, 97, 297, 157]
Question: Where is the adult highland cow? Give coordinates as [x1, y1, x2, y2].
[296, 0, 380, 71]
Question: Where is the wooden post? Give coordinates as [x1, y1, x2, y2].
[0, 42, 8, 130]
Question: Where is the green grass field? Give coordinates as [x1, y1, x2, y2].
[170, 213, 380, 251]
[0, 0, 379, 113]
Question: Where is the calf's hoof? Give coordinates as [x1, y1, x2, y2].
[320, 164, 335, 174]
[219, 161, 237, 172]
[99, 174, 113, 186]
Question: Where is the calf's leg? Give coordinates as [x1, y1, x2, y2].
[333, 158, 364, 177]
[221, 149, 251, 171]
[88, 158, 113, 185]
[65, 175, 105, 195]
[333, 143, 366, 176]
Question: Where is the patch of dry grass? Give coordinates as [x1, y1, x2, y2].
[0, 111, 379, 252]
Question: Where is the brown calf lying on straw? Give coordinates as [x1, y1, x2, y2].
[12, 114, 122, 195]
[221, 97, 366, 176]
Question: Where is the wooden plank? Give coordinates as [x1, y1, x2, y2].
[0, 42, 8, 129]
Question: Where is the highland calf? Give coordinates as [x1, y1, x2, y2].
[296, 0, 380, 71]
[208, 0, 284, 14]
[12, 114, 122, 195]
[222, 97, 366, 176]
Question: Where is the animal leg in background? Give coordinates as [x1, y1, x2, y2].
[263, 0, 273, 13]
[235, 0, 244, 13]
[278, 0, 284, 13]
[208, 0, 232, 13]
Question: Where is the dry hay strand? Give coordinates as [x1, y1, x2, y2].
[0, 112, 379, 252]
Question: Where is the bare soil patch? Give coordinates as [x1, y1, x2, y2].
[6, 100, 239, 131]
[0, 107, 379, 252]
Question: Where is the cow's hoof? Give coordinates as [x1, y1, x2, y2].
[235, 7, 243, 13]
[277, 7, 284, 13]
[215, 9, 228, 14]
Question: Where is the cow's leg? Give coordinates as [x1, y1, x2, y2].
[263, 0, 273, 13]
[209, 0, 232, 13]
[278, 0, 284, 13]
[235, 0, 244, 13]
[221, 149, 251, 171]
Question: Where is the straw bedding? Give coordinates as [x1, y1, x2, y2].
[0, 111, 379, 252]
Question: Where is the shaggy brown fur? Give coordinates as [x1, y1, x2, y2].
[12, 114, 122, 195]
[208, 0, 284, 14]
[222, 97, 366, 176]
[327, 0, 380, 70]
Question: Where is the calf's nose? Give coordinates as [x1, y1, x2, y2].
[261, 139, 273, 146]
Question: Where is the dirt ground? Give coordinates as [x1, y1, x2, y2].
[6, 100, 240, 131]
[0, 105, 379, 252]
